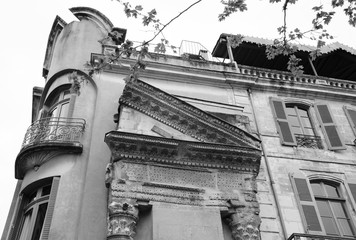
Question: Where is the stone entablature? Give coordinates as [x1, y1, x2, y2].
[105, 131, 261, 173]
[119, 80, 261, 149]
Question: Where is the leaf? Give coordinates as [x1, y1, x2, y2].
[135, 5, 143, 11]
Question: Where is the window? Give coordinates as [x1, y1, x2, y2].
[344, 106, 356, 138]
[291, 172, 356, 237]
[9, 177, 59, 240]
[44, 87, 72, 119]
[285, 104, 315, 137]
[270, 97, 345, 150]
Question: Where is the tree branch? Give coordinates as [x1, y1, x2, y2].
[141, 0, 202, 46]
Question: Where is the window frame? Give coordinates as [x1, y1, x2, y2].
[285, 103, 316, 137]
[8, 177, 60, 240]
[291, 172, 356, 238]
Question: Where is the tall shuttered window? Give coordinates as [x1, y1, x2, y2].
[291, 172, 356, 237]
[270, 98, 345, 150]
[9, 177, 59, 240]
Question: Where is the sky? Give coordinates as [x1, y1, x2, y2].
[1, 0, 356, 233]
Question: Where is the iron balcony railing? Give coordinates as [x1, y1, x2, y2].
[295, 134, 323, 149]
[22, 117, 86, 148]
[287, 233, 356, 240]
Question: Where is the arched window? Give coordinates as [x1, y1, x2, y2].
[270, 98, 345, 150]
[310, 180, 354, 237]
[9, 177, 60, 240]
[291, 172, 356, 238]
[43, 86, 72, 119]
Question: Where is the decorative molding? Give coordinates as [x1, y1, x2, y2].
[224, 205, 261, 240]
[107, 199, 139, 240]
[70, 7, 113, 33]
[119, 80, 261, 149]
[105, 131, 261, 173]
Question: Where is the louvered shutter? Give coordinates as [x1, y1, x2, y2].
[290, 172, 325, 234]
[270, 97, 296, 146]
[346, 178, 356, 211]
[41, 177, 60, 240]
[7, 193, 26, 240]
[315, 103, 345, 150]
[344, 106, 356, 137]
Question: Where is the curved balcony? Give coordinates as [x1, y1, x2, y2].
[15, 117, 86, 179]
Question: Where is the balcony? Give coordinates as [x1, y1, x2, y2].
[295, 134, 323, 149]
[15, 117, 86, 179]
[288, 233, 356, 240]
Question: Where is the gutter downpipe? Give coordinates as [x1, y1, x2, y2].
[247, 88, 289, 240]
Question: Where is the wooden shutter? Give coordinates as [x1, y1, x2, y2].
[346, 178, 356, 211]
[344, 106, 356, 137]
[41, 177, 60, 240]
[270, 97, 296, 146]
[290, 172, 325, 234]
[315, 103, 345, 150]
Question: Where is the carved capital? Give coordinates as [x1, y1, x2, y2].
[107, 199, 139, 240]
[225, 206, 261, 240]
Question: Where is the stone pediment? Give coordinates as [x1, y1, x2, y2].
[119, 80, 261, 150]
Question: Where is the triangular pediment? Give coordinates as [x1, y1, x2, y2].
[118, 80, 260, 150]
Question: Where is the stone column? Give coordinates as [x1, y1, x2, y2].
[107, 198, 139, 240]
[226, 205, 261, 240]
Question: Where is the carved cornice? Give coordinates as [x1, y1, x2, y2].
[119, 80, 261, 149]
[105, 131, 261, 173]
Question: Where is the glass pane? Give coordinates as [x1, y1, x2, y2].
[300, 116, 312, 129]
[28, 191, 37, 203]
[303, 127, 314, 136]
[322, 216, 340, 236]
[338, 218, 354, 236]
[291, 126, 303, 135]
[324, 183, 339, 198]
[288, 115, 300, 127]
[31, 203, 48, 240]
[311, 182, 323, 196]
[286, 107, 296, 115]
[18, 209, 33, 240]
[297, 108, 309, 117]
[41, 185, 51, 196]
[62, 90, 71, 100]
[316, 200, 332, 217]
[58, 102, 69, 118]
[330, 202, 346, 218]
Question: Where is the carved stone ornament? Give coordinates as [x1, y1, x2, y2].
[105, 163, 114, 188]
[105, 131, 261, 173]
[119, 80, 261, 149]
[225, 205, 261, 240]
[107, 199, 139, 240]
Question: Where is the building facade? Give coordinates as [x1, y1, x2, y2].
[2, 7, 356, 240]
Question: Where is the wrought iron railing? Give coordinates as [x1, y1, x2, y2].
[295, 134, 323, 149]
[288, 233, 356, 240]
[22, 117, 86, 148]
